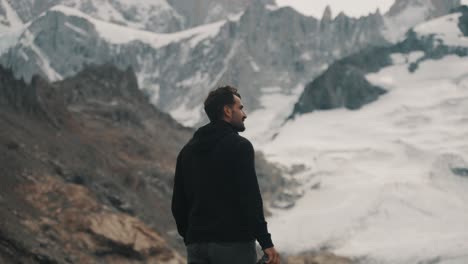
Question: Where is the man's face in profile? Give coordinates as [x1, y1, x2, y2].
[228, 95, 247, 132]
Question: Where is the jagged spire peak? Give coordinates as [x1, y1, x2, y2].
[322, 5, 333, 21]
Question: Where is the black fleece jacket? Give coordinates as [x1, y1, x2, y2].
[171, 120, 274, 249]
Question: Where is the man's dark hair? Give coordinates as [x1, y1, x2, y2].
[204, 85, 241, 122]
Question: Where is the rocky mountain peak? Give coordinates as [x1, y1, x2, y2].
[6, 0, 184, 33]
[376, 7, 382, 16]
[167, 0, 271, 29]
[321, 5, 333, 22]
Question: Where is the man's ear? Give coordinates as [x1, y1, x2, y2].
[223, 105, 232, 119]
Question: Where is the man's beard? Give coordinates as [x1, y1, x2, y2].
[232, 121, 245, 132]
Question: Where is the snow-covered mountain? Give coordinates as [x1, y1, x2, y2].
[0, 2, 390, 126]
[243, 6, 468, 263]
[0, 0, 462, 128]
[1, 0, 184, 33]
[0, 0, 266, 33]
[0, 4, 233, 126]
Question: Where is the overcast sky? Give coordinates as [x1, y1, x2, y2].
[275, 0, 396, 18]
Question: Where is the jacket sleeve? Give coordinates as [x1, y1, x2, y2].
[237, 139, 274, 250]
[171, 152, 188, 240]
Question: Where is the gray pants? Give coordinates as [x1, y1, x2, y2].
[186, 241, 257, 264]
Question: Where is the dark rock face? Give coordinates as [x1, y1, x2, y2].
[293, 63, 387, 114]
[458, 6, 468, 36]
[291, 46, 392, 116]
[452, 168, 468, 177]
[0, 67, 41, 114]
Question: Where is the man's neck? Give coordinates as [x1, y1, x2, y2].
[213, 119, 236, 131]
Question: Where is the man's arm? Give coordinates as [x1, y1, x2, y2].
[237, 139, 274, 250]
[171, 152, 188, 240]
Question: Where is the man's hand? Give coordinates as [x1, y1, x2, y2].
[263, 247, 280, 264]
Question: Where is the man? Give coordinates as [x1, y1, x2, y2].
[172, 86, 280, 264]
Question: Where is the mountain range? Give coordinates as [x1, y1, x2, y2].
[0, 0, 461, 126]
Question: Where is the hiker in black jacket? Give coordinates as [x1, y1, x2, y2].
[172, 86, 280, 264]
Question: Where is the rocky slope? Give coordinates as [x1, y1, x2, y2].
[0, 64, 192, 263]
[0, 63, 296, 263]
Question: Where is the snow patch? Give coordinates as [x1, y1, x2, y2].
[384, 4, 431, 42]
[48, 5, 225, 50]
[249, 58, 260, 72]
[176, 72, 210, 88]
[64, 22, 88, 36]
[266, 5, 279, 11]
[0, 29, 23, 55]
[414, 13, 468, 48]
[228, 12, 244, 22]
[244, 84, 304, 146]
[390, 51, 424, 65]
[0, 0, 23, 29]
[19, 49, 29, 61]
[170, 102, 203, 127]
[300, 52, 312, 61]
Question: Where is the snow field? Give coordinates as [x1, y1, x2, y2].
[244, 54, 468, 263]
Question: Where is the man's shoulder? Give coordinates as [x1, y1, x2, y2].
[212, 133, 253, 155]
[230, 134, 255, 153]
[237, 134, 252, 146]
[223, 133, 251, 145]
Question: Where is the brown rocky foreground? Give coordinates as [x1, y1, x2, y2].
[17, 175, 184, 263]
